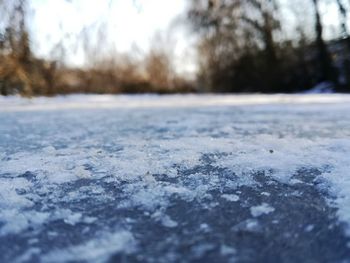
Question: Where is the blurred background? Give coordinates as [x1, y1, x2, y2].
[0, 0, 349, 96]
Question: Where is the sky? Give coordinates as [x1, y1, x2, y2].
[28, 0, 197, 75]
[28, 0, 348, 75]
[30, 0, 187, 51]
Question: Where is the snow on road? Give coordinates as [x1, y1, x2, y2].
[1, 94, 350, 262]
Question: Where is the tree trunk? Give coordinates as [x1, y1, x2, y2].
[335, 0, 350, 90]
[312, 0, 335, 83]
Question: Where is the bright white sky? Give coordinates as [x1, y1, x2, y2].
[29, 0, 196, 74]
[28, 0, 347, 75]
[30, 0, 186, 50]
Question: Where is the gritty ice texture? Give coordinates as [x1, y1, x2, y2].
[1, 94, 350, 262]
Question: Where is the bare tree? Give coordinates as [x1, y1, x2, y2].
[312, 0, 336, 83]
[0, 0, 32, 95]
[188, 0, 282, 92]
[336, 0, 349, 42]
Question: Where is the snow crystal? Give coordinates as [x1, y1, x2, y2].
[151, 210, 178, 228]
[220, 245, 236, 256]
[245, 219, 260, 231]
[305, 225, 315, 232]
[221, 194, 240, 202]
[61, 210, 83, 226]
[232, 218, 261, 233]
[200, 223, 210, 231]
[74, 166, 92, 178]
[250, 203, 275, 217]
[160, 215, 178, 228]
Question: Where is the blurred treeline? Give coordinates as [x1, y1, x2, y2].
[188, 0, 350, 93]
[1, 0, 350, 96]
[0, 0, 193, 96]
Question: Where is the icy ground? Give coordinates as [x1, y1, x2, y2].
[1, 94, 350, 263]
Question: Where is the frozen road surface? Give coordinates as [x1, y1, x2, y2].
[1, 94, 350, 263]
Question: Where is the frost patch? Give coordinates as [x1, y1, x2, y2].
[0, 210, 50, 236]
[221, 194, 240, 202]
[152, 211, 178, 228]
[250, 203, 275, 217]
[220, 245, 236, 256]
[40, 230, 135, 263]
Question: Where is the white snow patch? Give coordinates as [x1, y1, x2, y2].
[0, 209, 50, 235]
[250, 203, 275, 217]
[221, 194, 240, 202]
[151, 211, 178, 228]
[41, 230, 135, 263]
[161, 215, 178, 228]
[220, 244, 236, 256]
[305, 225, 315, 232]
